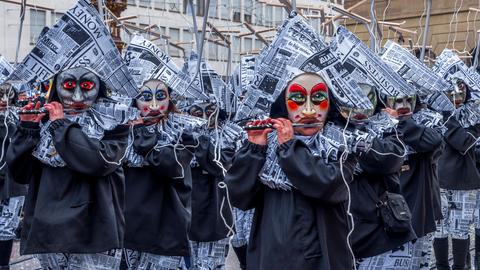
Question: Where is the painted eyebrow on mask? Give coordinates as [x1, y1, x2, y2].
[288, 84, 307, 95]
[311, 83, 328, 93]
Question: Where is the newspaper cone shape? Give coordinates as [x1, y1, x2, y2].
[432, 49, 480, 101]
[380, 40, 454, 112]
[7, 0, 137, 98]
[331, 26, 416, 98]
[0, 56, 13, 85]
[182, 51, 235, 113]
[123, 35, 207, 100]
[232, 55, 256, 98]
[235, 15, 373, 121]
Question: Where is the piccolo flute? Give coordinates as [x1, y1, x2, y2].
[142, 114, 166, 122]
[244, 123, 323, 131]
[18, 109, 88, 115]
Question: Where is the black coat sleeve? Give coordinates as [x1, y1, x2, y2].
[6, 121, 41, 184]
[225, 141, 266, 211]
[50, 119, 130, 177]
[443, 117, 478, 154]
[398, 118, 443, 153]
[146, 144, 194, 180]
[132, 124, 158, 156]
[359, 134, 405, 175]
[277, 139, 356, 204]
[194, 135, 236, 177]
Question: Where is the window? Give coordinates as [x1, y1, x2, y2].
[220, 0, 231, 20]
[244, 37, 253, 53]
[244, 0, 253, 23]
[208, 0, 218, 18]
[51, 12, 63, 25]
[127, 0, 136, 5]
[255, 39, 263, 50]
[232, 0, 241, 22]
[139, 0, 151, 7]
[169, 28, 180, 57]
[183, 29, 194, 51]
[253, 2, 263, 26]
[273, 7, 283, 24]
[208, 43, 218, 61]
[264, 5, 273, 26]
[231, 36, 240, 62]
[30, 9, 46, 44]
[153, 0, 166, 9]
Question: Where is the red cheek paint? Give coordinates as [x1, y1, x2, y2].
[160, 106, 166, 111]
[319, 100, 329, 110]
[287, 100, 299, 111]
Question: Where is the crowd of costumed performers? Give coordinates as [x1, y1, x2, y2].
[2, 1, 480, 270]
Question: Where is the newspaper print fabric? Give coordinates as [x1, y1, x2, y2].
[36, 249, 122, 270]
[0, 56, 13, 85]
[259, 124, 373, 190]
[123, 35, 207, 100]
[411, 233, 434, 270]
[435, 189, 477, 239]
[7, 0, 137, 98]
[231, 208, 254, 248]
[332, 26, 416, 98]
[453, 101, 480, 128]
[182, 52, 235, 114]
[123, 249, 184, 270]
[357, 242, 414, 270]
[235, 15, 373, 121]
[32, 111, 106, 167]
[0, 196, 24, 241]
[433, 49, 480, 100]
[231, 56, 256, 98]
[126, 113, 208, 167]
[380, 41, 454, 112]
[189, 238, 229, 270]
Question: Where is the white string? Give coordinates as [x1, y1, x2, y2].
[99, 124, 135, 166]
[415, 0, 427, 46]
[445, 0, 460, 50]
[451, 0, 464, 51]
[380, 0, 391, 45]
[340, 111, 357, 270]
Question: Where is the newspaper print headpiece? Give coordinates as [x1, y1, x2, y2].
[7, 0, 137, 99]
[331, 26, 416, 100]
[180, 51, 235, 113]
[432, 49, 480, 101]
[380, 41, 455, 112]
[234, 14, 373, 121]
[0, 56, 13, 86]
[123, 35, 207, 100]
[231, 55, 256, 98]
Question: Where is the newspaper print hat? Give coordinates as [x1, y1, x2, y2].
[231, 55, 256, 98]
[0, 56, 13, 86]
[331, 26, 416, 99]
[123, 35, 208, 100]
[380, 40, 455, 112]
[432, 49, 480, 101]
[234, 14, 373, 121]
[180, 51, 235, 113]
[7, 0, 137, 99]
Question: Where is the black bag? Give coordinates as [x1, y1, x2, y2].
[377, 191, 412, 234]
[364, 183, 413, 234]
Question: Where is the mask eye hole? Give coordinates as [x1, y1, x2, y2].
[62, 81, 76, 90]
[139, 90, 153, 102]
[155, 90, 167, 101]
[311, 92, 327, 105]
[188, 106, 203, 117]
[80, 81, 95, 91]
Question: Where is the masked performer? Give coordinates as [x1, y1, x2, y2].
[0, 83, 26, 270]
[226, 72, 356, 269]
[122, 79, 195, 270]
[6, 65, 130, 269]
[345, 84, 416, 269]
[433, 78, 480, 270]
[184, 100, 235, 270]
[392, 93, 443, 270]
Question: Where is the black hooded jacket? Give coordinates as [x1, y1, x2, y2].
[350, 126, 417, 259]
[6, 119, 129, 255]
[123, 124, 193, 256]
[397, 117, 443, 238]
[0, 115, 27, 201]
[226, 88, 355, 269]
[189, 135, 234, 242]
[438, 117, 480, 190]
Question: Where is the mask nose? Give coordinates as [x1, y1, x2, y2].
[302, 98, 316, 117]
[72, 87, 84, 103]
[149, 99, 160, 110]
